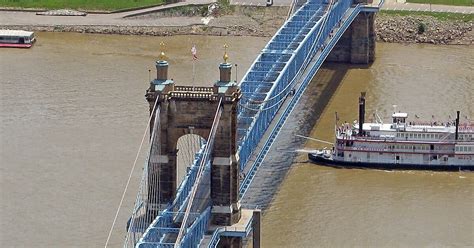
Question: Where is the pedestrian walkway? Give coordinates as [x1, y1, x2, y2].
[230, 0, 292, 7]
[0, 0, 216, 27]
[119, 0, 215, 18]
[382, 0, 474, 14]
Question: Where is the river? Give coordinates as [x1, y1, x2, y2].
[0, 32, 472, 247]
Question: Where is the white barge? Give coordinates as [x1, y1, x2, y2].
[309, 93, 473, 171]
[0, 30, 36, 48]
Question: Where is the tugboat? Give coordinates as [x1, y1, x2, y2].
[308, 92, 474, 171]
[0, 30, 36, 48]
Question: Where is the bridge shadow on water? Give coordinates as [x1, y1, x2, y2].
[241, 62, 355, 210]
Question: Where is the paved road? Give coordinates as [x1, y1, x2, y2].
[0, 0, 215, 27]
[230, 0, 293, 7]
[383, 0, 474, 14]
[230, 0, 474, 14]
[2, 0, 472, 29]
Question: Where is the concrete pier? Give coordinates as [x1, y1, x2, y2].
[327, 1, 376, 64]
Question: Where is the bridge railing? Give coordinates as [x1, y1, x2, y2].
[238, 0, 360, 197]
[128, 134, 206, 247]
[174, 101, 222, 247]
[136, 209, 209, 248]
[129, 0, 386, 246]
[180, 206, 212, 248]
[134, 146, 209, 247]
[169, 148, 204, 213]
[237, 0, 347, 170]
[133, 101, 221, 248]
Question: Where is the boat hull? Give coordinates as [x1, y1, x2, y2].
[0, 43, 32, 48]
[308, 153, 473, 171]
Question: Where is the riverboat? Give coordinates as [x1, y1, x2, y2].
[0, 30, 36, 48]
[308, 93, 474, 171]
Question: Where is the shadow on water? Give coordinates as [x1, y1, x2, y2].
[242, 62, 351, 210]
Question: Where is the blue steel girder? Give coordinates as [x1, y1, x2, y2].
[236, 1, 340, 170]
[131, 0, 386, 246]
[236, 0, 364, 191]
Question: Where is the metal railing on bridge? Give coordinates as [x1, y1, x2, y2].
[236, 0, 354, 195]
[126, 100, 222, 248]
[125, 0, 385, 247]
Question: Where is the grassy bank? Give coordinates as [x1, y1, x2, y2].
[0, 0, 164, 11]
[407, 0, 473, 6]
[380, 9, 474, 22]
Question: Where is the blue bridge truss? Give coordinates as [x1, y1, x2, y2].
[125, 0, 384, 247]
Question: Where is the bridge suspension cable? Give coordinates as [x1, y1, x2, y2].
[123, 103, 163, 247]
[130, 0, 378, 245]
[174, 98, 223, 247]
[105, 98, 159, 248]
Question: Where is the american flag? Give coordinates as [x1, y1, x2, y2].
[191, 45, 197, 60]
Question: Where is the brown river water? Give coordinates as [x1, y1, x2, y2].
[0, 32, 473, 247]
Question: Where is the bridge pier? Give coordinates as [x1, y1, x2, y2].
[210, 63, 242, 226]
[218, 237, 243, 248]
[327, 8, 376, 64]
[145, 57, 242, 226]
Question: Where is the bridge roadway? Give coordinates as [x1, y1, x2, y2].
[131, 1, 384, 247]
[239, 0, 382, 207]
[199, 1, 384, 246]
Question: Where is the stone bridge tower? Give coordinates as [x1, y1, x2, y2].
[327, 0, 376, 64]
[144, 51, 242, 226]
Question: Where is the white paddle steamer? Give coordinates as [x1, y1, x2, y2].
[309, 93, 473, 171]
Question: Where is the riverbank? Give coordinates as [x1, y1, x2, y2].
[1, 6, 472, 44]
[377, 11, 473, 44]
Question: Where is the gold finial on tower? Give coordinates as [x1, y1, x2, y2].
[159, 41, 166, 61]
[223, 43, 229, 63]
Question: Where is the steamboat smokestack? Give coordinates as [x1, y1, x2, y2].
[455, 110, 460, 140]
[359, 92, 366, 136]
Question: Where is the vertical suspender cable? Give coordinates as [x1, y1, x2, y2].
[105, 98, 159, 248]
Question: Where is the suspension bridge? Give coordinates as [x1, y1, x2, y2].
[120, 0, 384, 247]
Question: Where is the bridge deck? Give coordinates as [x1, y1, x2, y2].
[127, 0, 384, 246]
